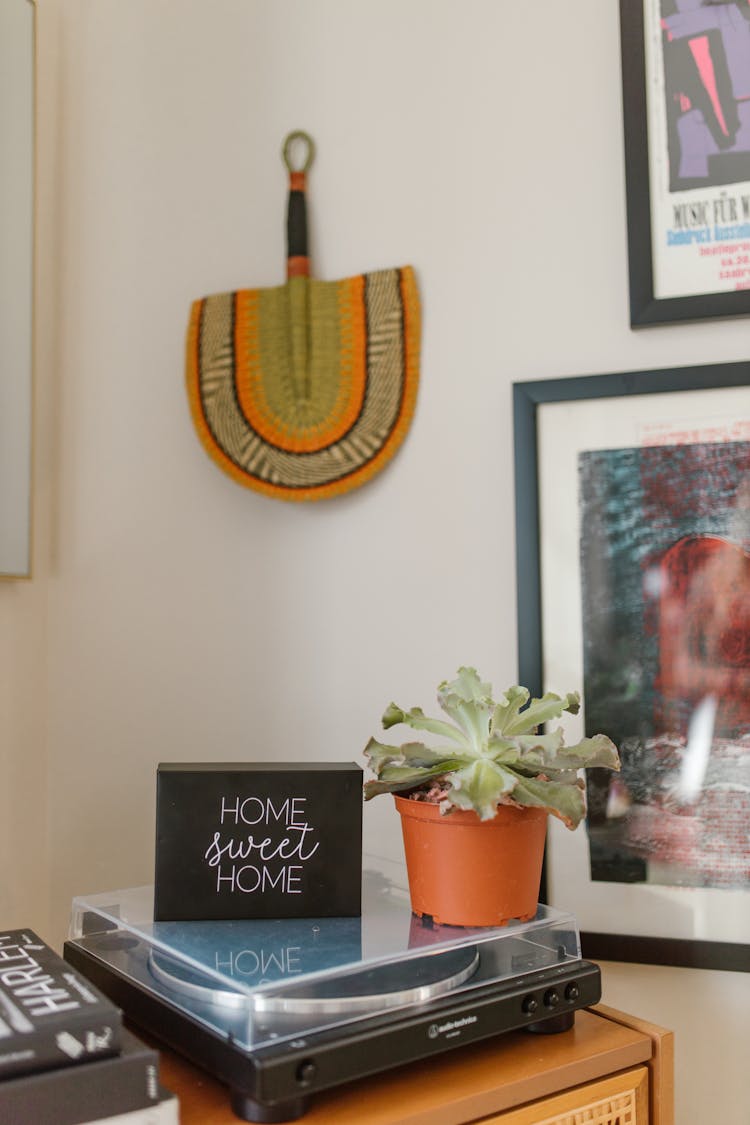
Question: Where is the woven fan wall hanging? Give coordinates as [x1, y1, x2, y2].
[186, 131, 421, 502]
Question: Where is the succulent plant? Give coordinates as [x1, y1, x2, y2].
[363, 666, 620, 828]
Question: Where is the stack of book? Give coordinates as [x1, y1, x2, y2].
[0, 928, 177, 1124]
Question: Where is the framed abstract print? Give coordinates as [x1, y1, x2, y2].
[514, 361, 749, 969]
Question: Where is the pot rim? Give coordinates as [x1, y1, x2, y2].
[393, 793, 548, 825]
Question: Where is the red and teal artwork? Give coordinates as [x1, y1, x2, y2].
[578, 438, 749, 890]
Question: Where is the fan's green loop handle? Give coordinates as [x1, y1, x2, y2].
[282, 131, 315, 173]
[283, 131, 315, 278]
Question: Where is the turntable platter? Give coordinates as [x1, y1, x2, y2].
[149, 944, 480, 1017]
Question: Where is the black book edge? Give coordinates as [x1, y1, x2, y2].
[0, 1028, 160, 1125]
[83, 1084, 178, 1125]
[0, 928, 122, 1080]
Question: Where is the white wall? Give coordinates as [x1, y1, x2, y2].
[1, 1, 748, 1120]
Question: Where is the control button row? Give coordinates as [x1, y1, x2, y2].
[521, 981, 580, 1015]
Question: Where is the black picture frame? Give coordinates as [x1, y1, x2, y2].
[513, 360, 750, 971]
[621, 1, 750, 327]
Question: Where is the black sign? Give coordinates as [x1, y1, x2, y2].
[154, 762, 363, 921]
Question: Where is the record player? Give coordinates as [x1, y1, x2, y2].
[63, 855, 601, 1124]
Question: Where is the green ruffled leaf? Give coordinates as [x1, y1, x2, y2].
[490, 685, 530, 735]
[503, 773, 587, 829]
[444, 760, 518, 821]
[514, 731, 620, 772]
[364, 737, 469, 771]
[363, 762, 456, 800]
[513, 730, 565, 754]
[381, 703, 466, 745]
[362, 737, 402, 772]
[510, 764, 581, 786]
[503, 690, 581, 735]
[483, 735, 523, 763]
[436, 667, 494, 748]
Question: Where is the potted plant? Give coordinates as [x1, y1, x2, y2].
[363, 666, 620, 927]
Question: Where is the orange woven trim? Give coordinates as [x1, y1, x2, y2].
[233, 277, 367, 455]
[257, 265, 421, 503]
[233, 287, 263, 434]
[185, 299, 204, 438]
[289, 172, 306, 192]
[286, 256, 310, 278]
[185, 298, 266, 490]
[185, 299, 216, 454]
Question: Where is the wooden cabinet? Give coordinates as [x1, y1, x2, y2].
[482, 1067, 649, 1124]
[155, 1005, 673, 1125]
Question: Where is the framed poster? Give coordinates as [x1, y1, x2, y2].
[513, 362, 750, 970]
[621, 0, 750, 326]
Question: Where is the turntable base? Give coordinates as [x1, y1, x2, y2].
[63, 863, 601, 1122]
[150, 1006, 671, 1125]
[65, 936, 600, 1122]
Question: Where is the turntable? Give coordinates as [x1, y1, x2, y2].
[63, 855, 601, 1123]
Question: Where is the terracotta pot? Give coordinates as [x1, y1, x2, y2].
[394, 795, 548, 927]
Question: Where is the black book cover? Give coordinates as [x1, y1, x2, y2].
[0, 928, 121, 1080]
[0, 1027, 161, 1125]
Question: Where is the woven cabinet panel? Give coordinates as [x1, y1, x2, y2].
[482, 1066, 649, 1125]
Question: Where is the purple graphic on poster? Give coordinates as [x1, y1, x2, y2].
[661, 0, 750, 191]
[578, 438, 750, 890]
